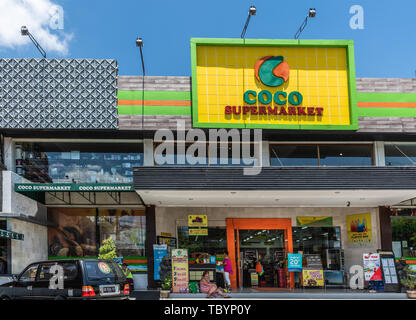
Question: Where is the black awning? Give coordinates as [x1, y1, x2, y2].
[133, 166, 416, 190]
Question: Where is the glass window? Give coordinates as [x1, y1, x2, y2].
[154, 142, 207, 166]
[270, 145, 318, 166]
[270, 144, 374, 166]
[15, 142, 143, 183]
[48, 208, 97, 257]
[208, 143, 258, 166]
[84, 260, 123, 281]
[48, 208, 146, 258]
[178, 226, 226, 255]
[19, 264, 39, 282]
[391, 211, 416, 258]
[385, 144, 416, 166]
[98, 209, 146, 257]
[319, 145, 373, 166]
[38, 262, 78, 281]
[292, 226, 341, 270]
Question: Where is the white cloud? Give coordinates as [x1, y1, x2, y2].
[0, 0, 73, 55]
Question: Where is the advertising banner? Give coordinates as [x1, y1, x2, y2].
[188, 215, 208, 227]
[288, 253, 303, 272]
[302, 269, 324, 287]
[153, 244, 168, 280]
[188, 228, 208, 236]
[296, 217, 333, 227]
[363, 253, 382, 281]
[346, 213, 372, 246]
[172, 249, 189, 293]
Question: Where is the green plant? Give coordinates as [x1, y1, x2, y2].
[98, 237, 117, 260]
[400, 266, 416, 290]
[161, 276, 172, 291]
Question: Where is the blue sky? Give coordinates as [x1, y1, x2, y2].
[1, 0, 415, 78]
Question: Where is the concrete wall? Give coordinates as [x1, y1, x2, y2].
[7, 219, 48, 274]
[1, 171, 48, 274]
[155, 206, 381, 272]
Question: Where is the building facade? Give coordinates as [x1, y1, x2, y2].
[1, 38, 416, 290]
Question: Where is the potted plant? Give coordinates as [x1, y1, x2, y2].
[160, 277, 172, 299]
[400, 266, 416, 299]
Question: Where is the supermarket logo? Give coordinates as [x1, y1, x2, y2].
[255, 56, 290, 87]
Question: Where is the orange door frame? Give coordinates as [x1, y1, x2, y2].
[226, 218, 294, 289]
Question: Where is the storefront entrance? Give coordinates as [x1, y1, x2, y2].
[226, 218, 294, 289]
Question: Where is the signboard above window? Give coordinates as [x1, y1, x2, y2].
[191, 38, 358, 130]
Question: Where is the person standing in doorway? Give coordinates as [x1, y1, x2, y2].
[223, 251, 233, 292]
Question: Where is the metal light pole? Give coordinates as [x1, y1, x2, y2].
[136, 37, 145, 134]
[21, 26, 47, 58]
[241, 5, 257, 39]
[294, 8, 316, 39]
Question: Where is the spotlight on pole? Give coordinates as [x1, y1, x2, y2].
[241, 5, 256, 39]
[20, 26, 47, 58]
[294, 8, 316, 39]
[136, 36, 145, 133]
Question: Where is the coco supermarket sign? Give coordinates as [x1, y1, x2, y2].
[190, 38, 358, 130]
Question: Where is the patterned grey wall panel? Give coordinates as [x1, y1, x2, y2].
[0, 58, 118, 129]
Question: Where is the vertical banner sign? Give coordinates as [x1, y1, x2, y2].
[363, 253, 382, 281]
[172, 249, 189, 293]
[153, 244, 168, 280]
[346, 213, 372, 246]
[287, 253, 303, 272]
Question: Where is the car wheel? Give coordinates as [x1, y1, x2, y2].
[0, 296, 11, 300]
[54, 295, 66, 300]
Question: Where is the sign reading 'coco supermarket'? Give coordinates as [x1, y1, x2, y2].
[15, 183, 134, 192]
[191, 38, 358, 130]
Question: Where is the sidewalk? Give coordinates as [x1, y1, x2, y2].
[166, 288, 409, 300]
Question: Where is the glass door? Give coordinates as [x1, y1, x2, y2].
[226, 218, 294, 289]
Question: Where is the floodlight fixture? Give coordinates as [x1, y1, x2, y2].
[241, 5, 257, 39]
[294, 8, 317, 39]
[20, 26, 46, 58]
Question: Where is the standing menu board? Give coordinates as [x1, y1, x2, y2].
[378, 251, 400, 292]
[171, 249, 189, 293]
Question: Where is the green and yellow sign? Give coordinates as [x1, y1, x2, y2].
[296, 217, 333, 227]
[191, 38, 358, 130]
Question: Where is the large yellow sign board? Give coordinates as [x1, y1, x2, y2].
[191, 39, 357, 130]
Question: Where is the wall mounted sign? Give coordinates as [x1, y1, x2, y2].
[191, 38, 358, 130]
[15, 183, 134, 192]
[188, 215, 208, 227]
[171, 249, 189, 293]
[0, 229, 24, 240]
[296, 217, 333, 227]
[347, 213, 372, 247]
[188, 228, 208, 236]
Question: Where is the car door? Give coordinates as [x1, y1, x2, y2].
[14, 263, 40, 299]
[32, 262, 56, 299]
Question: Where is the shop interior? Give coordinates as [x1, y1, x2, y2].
[178, 224, 345, 290]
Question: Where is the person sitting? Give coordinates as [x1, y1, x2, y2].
[199, 271, 230, 298]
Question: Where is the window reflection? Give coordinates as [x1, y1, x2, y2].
[15, 142, 143, 183]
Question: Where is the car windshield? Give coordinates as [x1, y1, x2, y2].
[84, 261, 123, 282]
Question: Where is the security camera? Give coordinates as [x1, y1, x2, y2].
[347, 201, 351, 207]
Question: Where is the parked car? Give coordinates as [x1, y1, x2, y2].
[0, 259, 130, 300]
